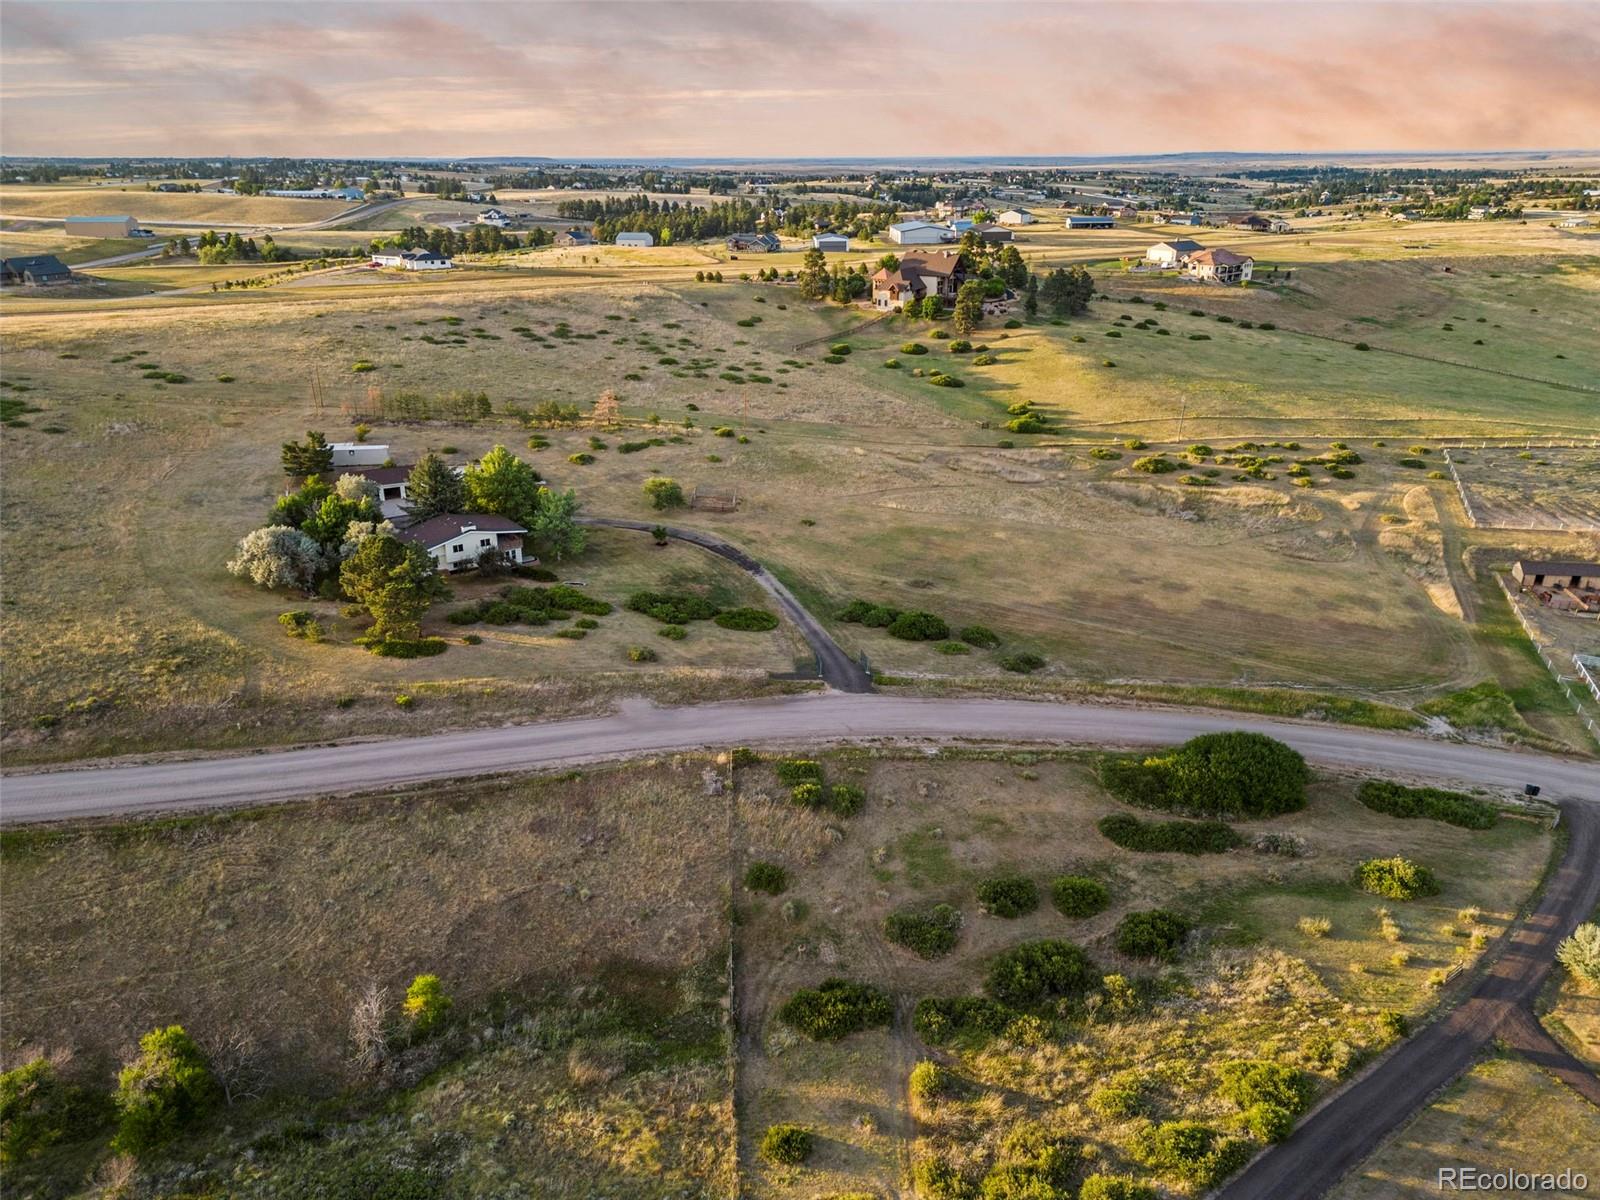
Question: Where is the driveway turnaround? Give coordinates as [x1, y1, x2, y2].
[3, 692, 1597, 824]
[1215, 797, 1600, 1200]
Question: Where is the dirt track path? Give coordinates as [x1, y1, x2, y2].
[1214, 798, 1600, 1200]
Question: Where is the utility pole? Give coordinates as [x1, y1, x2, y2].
[1177, 395, 1188, 440]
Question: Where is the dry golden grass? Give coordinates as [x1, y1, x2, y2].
[0, 183, 350, 224]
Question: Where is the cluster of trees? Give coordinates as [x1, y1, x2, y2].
[229, 436, 584, 647]
[1035, 266, 1095, 317]
[376, 223, 553, 257]
[188, 229, 295, 264]
[556, 195, 899, 245]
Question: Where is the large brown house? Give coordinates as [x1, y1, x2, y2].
[871, 250, 965, 311]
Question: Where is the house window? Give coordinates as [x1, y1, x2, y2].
[479, 537, 492, 547]
[451, 543, 463, 553]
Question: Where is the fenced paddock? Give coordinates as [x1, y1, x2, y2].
[1443, 443, 1600, 531]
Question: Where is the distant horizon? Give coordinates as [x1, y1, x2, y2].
[5, 1, 1598, 160]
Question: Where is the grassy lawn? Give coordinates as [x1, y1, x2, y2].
[0, 182, 350, 225]
[1331, 1052, 1600, 1199]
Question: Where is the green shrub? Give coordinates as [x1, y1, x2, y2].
[887, 610, 950, 641]
[568, 452, 595, 465]
[883, 358, 902, 368]
[1, 1058, 112, 1164]
[627, 590, 719, 623]
[977, 873, 1039, 918]
[1088, 1069, 1149, 1119]
[403, 974, 452, 1034]
[626, 644, 657, 663]
[1097, 812, 1242, 855]
[1050, 875, 1110, 917]
[1078, 1175, 1156, 1200]
[277, 610, 325, 642]
[914, 1156, 973, 1200]
[715, 607, 779, 631]
[885, 903, 963, 958]
[1355, 857, 1439, 900]
[112, 1025, 217, 1155]
[829, 343, 853, 356]
[1098, 732, 1309, 819]
[828, 783, 866, 816]
[776, 759, 824, 785]
[909, 1059, 953, 1104]
[1131, 455, 1176, 474]
[760, 1123, 813, 1165]
[861, 604, 900, 628]
[778, 978, 892, 1040]
[973, 354, 997, 366]
[1114, 909, 1192, 960]
[913, 996, 1013, 1045]
[959, 624, 1001, 648]
[1218, 1059, 1311, 1114]
[901, 342, 929, 355]
[935, 640, 971, 655]
[643, 476, 686, 509]
[999, 651, 1045, 674]
[1088, 447, 1122, 460]
[1005, 412, 1049, 434]
[791, 781, 825, 809]
[929, 373, 964, 388]
[745, 861, 788, 894]
[986, 939, 1097, 1006]
[1242, 1101, 1295, 1142]
[948, 339, 972, 353]
[367, 637, 447, 658]
[822, 354, 845, 364]
[1557, 924, 1600, 988]
[1356, 780, 1496, 829]
[1130, 1120, 1250, 1187]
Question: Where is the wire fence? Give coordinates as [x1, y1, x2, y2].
[1442, 442, 1600, 532]
[1496, 575, 1600, 749]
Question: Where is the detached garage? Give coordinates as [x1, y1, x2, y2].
[615, 231, 655, 247]
[65, 215, 138, 238]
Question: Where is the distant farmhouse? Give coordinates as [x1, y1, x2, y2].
[267, 187, 366, 201]
[810, 233, 849, 252]
[1144, 239, 1204, 268]
[615, 231, 655, 247]
[65, 215, 138, 238]
[997, 209, 1036, 226]
[1512, 559, 1600, 612]
[556, 228, 595, 247]
[871, 250, 965, 311]
[1183, 248, 1254, 285]
[476, 208, 512, 227]
[888, 220, 956, 245]
[1065, 215, 1115, 230]
[1, 254, 73, 286]
[728, 232, 781, 252]
[371, 248, 453, 271]
[1228, 214, 1273, 232]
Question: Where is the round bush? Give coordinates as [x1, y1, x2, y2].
[744, 861, 787, 894]
[959, 624, 1001, 648]
[985, 939, 1097, 1006]
[1108, 731, 1310, 819]
[827, 783, 866, 817]
[884, 903, 962, 959]
[829, 343, 852, 356]
[887, 610, 950, 641]
[901, 342, 928, 355]
[1242, 1101, 1295, 1142]
[1115, 909, 1192, 961]
[760, 1123, 813, 1165]
[935, 640, 970, 655]
[1355, 856, 1439, 900]
[791, 781, 825, 809]
[909, 1059, 953, 1104]
[778, 978, 892, 1040]
[1051, 875, 1110, 917]
[999, 651, 1045, 674]
[714, 607, 779, 632]
[626, 645, 657, 663]
[976, 873, 1039, 918]
[1079, 1176, 1156, 1200]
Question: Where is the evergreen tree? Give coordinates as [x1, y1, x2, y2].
[405, 453, 465, 520]
[529, 487, 587, 561]
[796, 247, 830, 301]
[280, 430, 333, 478]
[340, 533, 439, 643]
[954, 281, 985, 335]
[1024, 274, 1039, 318]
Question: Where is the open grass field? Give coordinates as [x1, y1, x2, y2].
[4, 232, 1595, 760]
[0, 748, 1557, 1197]
[0, 228, 149, 265]
[0, 184, 350, 225]
[1331, 1052, 1600, 1199]
[1448, 445, 1600, 531]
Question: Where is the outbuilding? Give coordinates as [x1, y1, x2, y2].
[997, 209, 1036, 226]
[1145, 239, 1204, 267]
[65, 215, 138, 238]
[888, 220, 955, 245]
[1065, 215, 1115, 229]
[329, 442, 391, 468]
[1513, 560, 1600, 590]
[556, 228, 595, 246]
[810, 233, 850, 252]
[615, 231, 655, 247]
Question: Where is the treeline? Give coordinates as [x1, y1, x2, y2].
[188, 230, 296, 264]
[554, 195, 899, 243]
[374, 224, 555, 256]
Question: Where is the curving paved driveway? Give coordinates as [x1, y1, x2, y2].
[2, 693, 1597, 825]
[1216, 797, 1600, 1200]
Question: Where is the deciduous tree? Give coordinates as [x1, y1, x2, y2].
[227, 526, 323, 590]
[463, 445, 543, 528]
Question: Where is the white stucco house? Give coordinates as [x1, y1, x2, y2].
[615, 231, 655, 247]
[371, 248, 453, 270]
[888, 220, 955, 245]
[1183, 248, 1254, 284]
[397, 514, 528, 571]
[476, 208, 512, 227]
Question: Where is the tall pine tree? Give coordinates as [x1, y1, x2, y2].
[405, 453, 466, 520]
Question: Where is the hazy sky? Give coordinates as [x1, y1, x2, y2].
[3, 1, 1597, 158]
